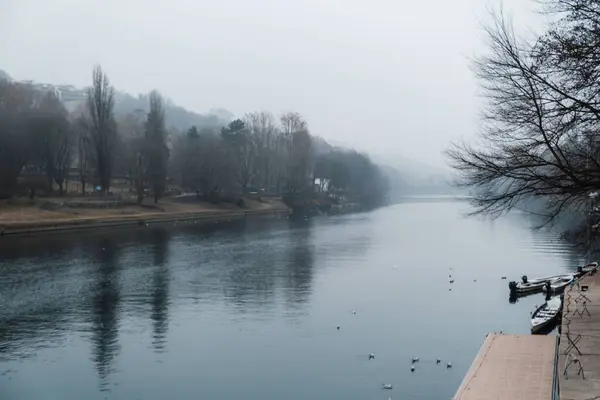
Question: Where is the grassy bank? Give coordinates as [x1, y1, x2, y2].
[0, 195, 290, 236]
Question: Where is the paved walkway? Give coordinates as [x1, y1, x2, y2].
[559, 272, 600, 400]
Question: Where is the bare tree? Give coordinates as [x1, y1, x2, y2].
[280, 112, 307, 138]
[446, 7, 600, 234]
[198, 133, 230, 200]
[31, 93, 73, 195]
[133, 144, 145, 204]
[86, 65, 116, 195]
[221, 119, 256, 193]
[245, 111, 277, 191]
[0, 81, 36, 197]
[170, 127, 232, 200]
[51, 118, 73, 196]
[144, 90, 169, 203]
[73, 114, 91, 195]
[169, 130, 192, 190]
[280, 112, 312, 193]
[117, 111, 145, 202]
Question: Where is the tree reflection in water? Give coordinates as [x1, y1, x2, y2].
[149, 228, 170, 354]
[88, 235, 121, 391]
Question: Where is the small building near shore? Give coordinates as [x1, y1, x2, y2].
[453, 333, 558, 400]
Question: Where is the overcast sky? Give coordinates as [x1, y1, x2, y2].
[1, 0, 539, 169]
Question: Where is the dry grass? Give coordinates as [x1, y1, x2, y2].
[0, 196, 286, 228]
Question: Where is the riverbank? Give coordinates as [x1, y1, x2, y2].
[281, 193, 370, 216]
[0, 196, 290, 236]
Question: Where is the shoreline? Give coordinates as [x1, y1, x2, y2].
[0, 193, 382, 237]
[0, 206, 291, 237]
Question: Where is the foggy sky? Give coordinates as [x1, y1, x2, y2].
[1, 0, 539, 168]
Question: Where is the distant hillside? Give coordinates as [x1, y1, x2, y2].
[0, 69, 11, 81]
[373, 153, 465, 196]
[111, 92, 233, 132]
[0, 69, 233, 132]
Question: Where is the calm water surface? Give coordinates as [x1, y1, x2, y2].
[0, 198, 583, 399]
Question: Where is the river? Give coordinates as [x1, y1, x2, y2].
[0, 197, 583, 399]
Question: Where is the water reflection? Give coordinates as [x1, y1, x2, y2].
[149, 229, 170, 353]
[0, 202, 588, 400]
[284, 221, 314, 310]
[0, 217, 319, 366]
[88, 235, 121, 390]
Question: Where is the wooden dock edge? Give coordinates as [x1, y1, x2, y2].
[452, 333, 496, 399]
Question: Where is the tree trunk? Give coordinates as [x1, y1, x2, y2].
[47, 175, 53, 196]
[134, 153, 144, 204]
[128, 167, 133, 191]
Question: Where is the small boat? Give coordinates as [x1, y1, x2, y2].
[509, 274, 572, 295]
[542, 275, 574, 294]
[521, 274, 572, 284]
[577, 261, 599, 277]
[582, 261, 598, 271]
[509, 280, 547, 294]
[531, 296, 562, 333]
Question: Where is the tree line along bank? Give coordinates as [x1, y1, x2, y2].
[0, 66, 389, 210]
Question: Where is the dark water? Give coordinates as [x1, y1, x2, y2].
[0, 198, 583, 399]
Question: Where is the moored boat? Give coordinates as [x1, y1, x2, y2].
[531, 296, 562, 334]
[509, 274, 573, 295]
[582, 261, 598, 271]
[508, 280, 547, 295]
[542, 275, 574, 294]
[577, 261, 599, 277]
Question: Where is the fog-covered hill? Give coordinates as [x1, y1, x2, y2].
[0, 69, 11, 81]
[373, 153, 463, 196]
[0, 68, 232, 132]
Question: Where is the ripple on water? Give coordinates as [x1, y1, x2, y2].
[0, 202, 586, 400]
